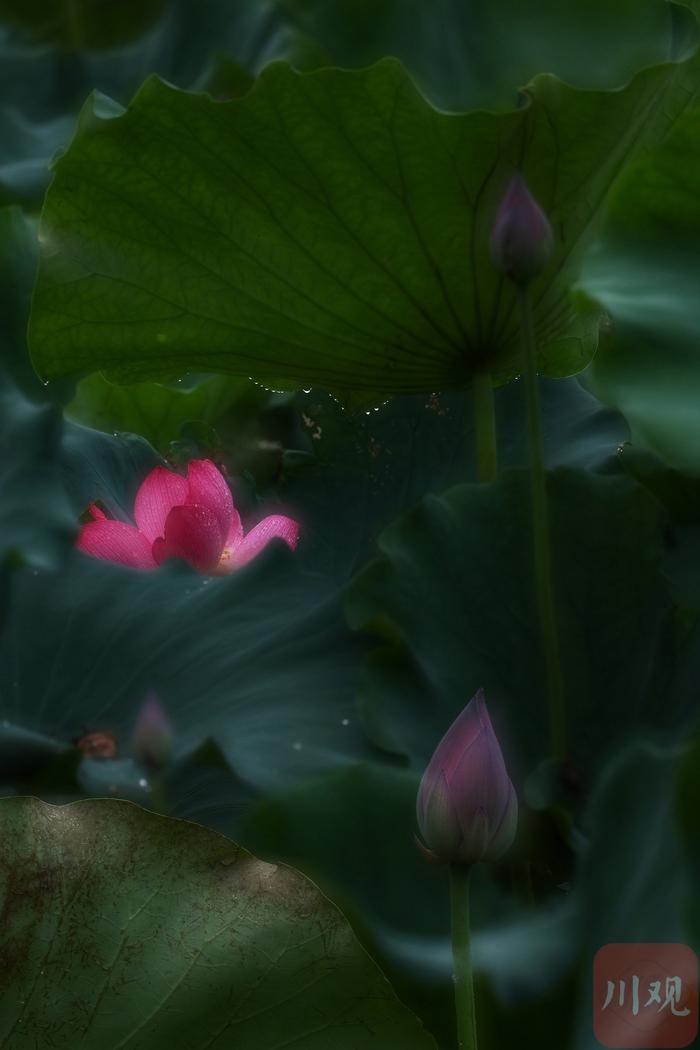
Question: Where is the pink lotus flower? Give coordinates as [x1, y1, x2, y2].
[490, 173, 553, 287]
[77, 459, 299, 574]
[416, 690, 517, 866]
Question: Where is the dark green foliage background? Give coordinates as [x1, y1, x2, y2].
[2, 2, 700, 1048]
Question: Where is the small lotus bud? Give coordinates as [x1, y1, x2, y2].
[416, 690, 517, 866]
[490, 173, 553, 287]
[131, 692, 173, 770]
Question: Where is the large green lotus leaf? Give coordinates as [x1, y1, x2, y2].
[0, 205, 267, 455]
[345, 469, 685, 777]
[0, 797, 436, 1049]
[582, 106, 700, 474]
[0, 543, 371, 796]
[286, 378, 627, 581]
[29, 45, 700, 398]
[279, 0, 694, 111]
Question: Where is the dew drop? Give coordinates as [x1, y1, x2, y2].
[341, 718, 350, 727]
[292, 740, 303, 751]
[138, 777, 148, 789]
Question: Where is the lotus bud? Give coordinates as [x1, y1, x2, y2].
[131, 692, 173, 770]
[416, 690, 517, 866]
[490, 173, 553, 287]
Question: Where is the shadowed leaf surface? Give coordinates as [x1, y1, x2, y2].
[285, 378, 627, 580]
[346, 469, 684, 776]
[66, 372, 267, 452]
[0, 545, 370, 797]
[0, 796, 436, 1048]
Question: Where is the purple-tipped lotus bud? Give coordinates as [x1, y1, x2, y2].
[416, 690, 517, 866]
[490, 174, 553, 287]
[131, 692, 173, 770]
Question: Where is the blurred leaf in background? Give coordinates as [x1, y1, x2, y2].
[0, 0, 167, 49]
[0, 0, 296, 205]
[583, 105, 700, 474]
[0, 207, 74, 567]
[277, 0, 693, 110]
[0, 382, 74, 569]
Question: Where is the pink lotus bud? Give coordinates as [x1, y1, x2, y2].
[416, 690, 517, 866]
[490, 174, 553, 287]
[131, 692, 173, 770]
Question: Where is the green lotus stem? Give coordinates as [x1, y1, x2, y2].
[517, 287, 566, 761]
[450, 866, 477, 1050]
[472, 372, 498, 483]
[64, 0, 84, 49]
